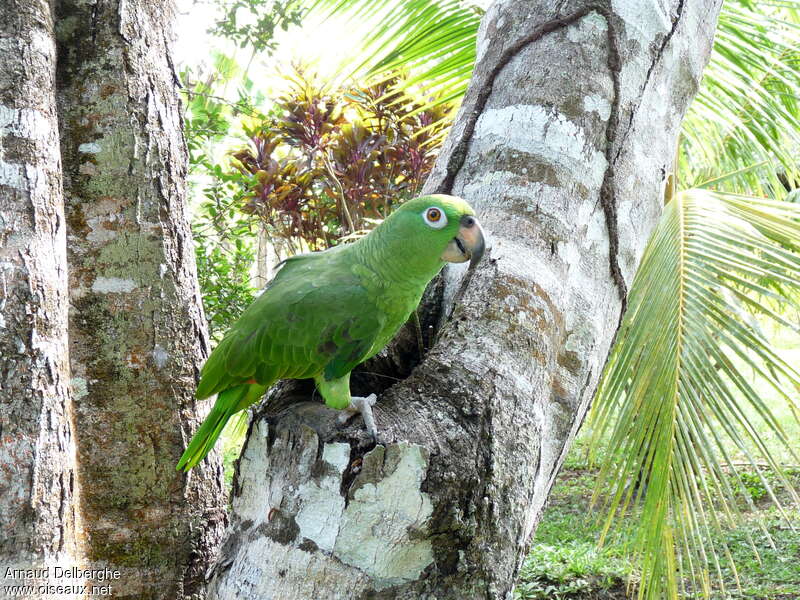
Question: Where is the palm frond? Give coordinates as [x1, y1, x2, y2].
[589, 189, 800, 600]
[680, 1, 800, 196]
[302, 0, 480, 102]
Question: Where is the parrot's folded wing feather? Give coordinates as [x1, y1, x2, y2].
[323, 311, 383, 381]
[196, 249, 384, 399]
[195, 336, 237, 398]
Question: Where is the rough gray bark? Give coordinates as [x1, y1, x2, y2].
[209, 0, 722, 598]
[0, 0, 81, 578]
[54, 1, 226, 597]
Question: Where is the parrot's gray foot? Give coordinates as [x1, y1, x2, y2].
[339, 393, 378, 442]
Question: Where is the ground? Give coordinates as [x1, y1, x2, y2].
[514, 435, 800, 600]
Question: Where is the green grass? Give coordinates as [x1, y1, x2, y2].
[516, 440, 800, 600]
[714, 508, 800, 600]
[514, 469, 637, 600]
[728, 321, 800, 466]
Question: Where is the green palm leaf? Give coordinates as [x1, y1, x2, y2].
[589, 189, 800, 599]
[681, 1, 800, 196]
[303, 0, 480, 101]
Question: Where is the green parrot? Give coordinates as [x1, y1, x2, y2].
[176, 194, 485, 471]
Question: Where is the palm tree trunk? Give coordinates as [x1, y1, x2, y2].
[209, 1, 722, 598]
[55, 1, 226, 597]
[0, 0, 81, 580]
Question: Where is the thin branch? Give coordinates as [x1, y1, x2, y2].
[321, 153, 356, 234]
[183, 89, 262, 118]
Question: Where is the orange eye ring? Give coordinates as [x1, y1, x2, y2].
[427, 208, 441, 221]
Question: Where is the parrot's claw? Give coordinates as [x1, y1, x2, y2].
[339, 393, 379, 443]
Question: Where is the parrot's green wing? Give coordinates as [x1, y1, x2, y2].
[321, 313, 383, 381]
[195, 247, 385, 400]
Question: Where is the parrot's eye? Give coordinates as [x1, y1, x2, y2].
[422, 206, 448, 229]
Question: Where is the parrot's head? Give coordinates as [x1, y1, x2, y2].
[387, 194, 486, 269]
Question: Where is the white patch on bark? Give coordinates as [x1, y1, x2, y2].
[78, 142, 102, 153]
[334, 443, 434, 587]
[612, 0, 669, 43]
[231, 420, 278, 523]
[614, 0, 672, 120]
[0, 104, 51, 138]
[583, 94, 612, 120]
[294, 443, 349, 552]
[473, 104, 607, 187]
[0, 105, 54, 192]
[0, 104, 17, 129]
[91, 276, 137, 293]
[565, 10, 607, 42]
[71, 377, 89, 400]
[0, 160, 22, 190]
[152, 344, 169, 368]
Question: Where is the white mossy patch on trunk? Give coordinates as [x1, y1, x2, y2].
[78, 142, 102, 153]
[90, 276, 138, 293]
[473, 104, 608, 186]
[294, 442, 349, 552]
[0, 159, 22, 190]
[211, 422, 435, 598]
[334, 443, 434, 586]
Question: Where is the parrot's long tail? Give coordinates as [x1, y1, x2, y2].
[176, 385, 250, 472]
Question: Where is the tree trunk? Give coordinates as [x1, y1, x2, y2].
[209, 1, 721, 598]
[0, 0, 81, 582]
[254, 226, 286, 291]
[54, 1, 226, 597]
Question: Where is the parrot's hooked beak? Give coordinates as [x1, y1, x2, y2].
[441, 215, 486, 268]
